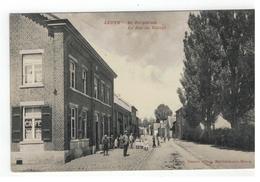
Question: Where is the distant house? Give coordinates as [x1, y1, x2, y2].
[113, 94, 139, 136]
[212, 115, 231, 129]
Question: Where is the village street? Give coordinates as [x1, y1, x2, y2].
[12, 136, 254, 172]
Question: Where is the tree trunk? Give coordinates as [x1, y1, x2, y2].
[231, 120, 240, 130]
[205, 123, 212, 143]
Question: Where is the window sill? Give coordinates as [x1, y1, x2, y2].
[70, 87, 91, 99]
[70, 139, 79, 142]
[93, 98, 111, 108]
[20, 140, 44, 145]
[20, 84, 44, 89]
[70, 138, 89, 142]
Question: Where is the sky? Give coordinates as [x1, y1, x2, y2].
[56, 11, 193, 119]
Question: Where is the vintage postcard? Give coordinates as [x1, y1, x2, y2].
[10, 10, 254, 172]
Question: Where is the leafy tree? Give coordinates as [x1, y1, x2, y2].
[179, 12, 223, 135]
[179, 10, 254, 135]
[205, 10, 255, 129]
[154, 104, 173, 123]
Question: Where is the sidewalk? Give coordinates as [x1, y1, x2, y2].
[140, 139, 209, 170]
[174, 139, 255, 169]
[12, 136, 154, 172]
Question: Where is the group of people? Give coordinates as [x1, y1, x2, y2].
[102, 131, 135, 157]
[152, 133, 170, 148]
[102, 132, 169, 157]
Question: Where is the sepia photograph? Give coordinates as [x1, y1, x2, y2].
[10, 10, 255, 172]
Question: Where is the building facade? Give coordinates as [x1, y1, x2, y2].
[113, 94, 139, 136]
[10, 13, 117, 165]
[131, 106, 139, 137]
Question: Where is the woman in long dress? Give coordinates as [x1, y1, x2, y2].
[114, 137, 118, 148]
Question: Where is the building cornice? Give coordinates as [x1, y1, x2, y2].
[21, 13, 117, 79]
[46, 19, 117, 79]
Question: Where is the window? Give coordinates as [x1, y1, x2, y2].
[94, 77, 98, 99]
[101, 115, 105, 138]
[104, 116, 108, 135]
[22, 54, 42, 85]
[100, 82, 104, 102]
[107, 116, 110, 136]
[23, 107, 42, 140]
[82, 70, 87, 94]
[83, 112, 88, 138]
[95, 112, 99, 122]
[70, 62, 76, 89]
[106, 86, 110, 105]
[71, 107, 77, 139]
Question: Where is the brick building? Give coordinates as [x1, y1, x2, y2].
[131, 106, 139, 137]
[113, 94, 139, 137]
[10, 13, 117, 165]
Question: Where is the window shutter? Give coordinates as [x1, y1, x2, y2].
[41, 106, 52, 142]
[12, 107, 23, 142]
[67, 106, 71, 141]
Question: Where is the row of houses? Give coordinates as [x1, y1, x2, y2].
[10, 13, 139, 165]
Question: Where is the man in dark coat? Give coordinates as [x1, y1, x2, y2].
[122, 130, 129, 157]
[102, 135, 109, 156]
[152, 135, 156, 148]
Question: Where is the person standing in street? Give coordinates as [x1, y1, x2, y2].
[119, 134, 123, 148]
[102, 135, 109, 156]
[123, 130, 129, 157]
[129, 133, 134, 149]
[110, 134, 114, 149]
[152, 135, 156, 148]
[114, 136, 118, 148]
[156, 133, 160, 147]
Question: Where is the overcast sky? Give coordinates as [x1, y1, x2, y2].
[56, 11, 193, 119]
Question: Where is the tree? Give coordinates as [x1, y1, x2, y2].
[154, 104, 173, 122]
[179, 12, 223, 136]
[205, 10, 255, 129]
[179, 10, 254, 134]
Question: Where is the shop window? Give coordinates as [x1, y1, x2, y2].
[23, 107, 42, 140]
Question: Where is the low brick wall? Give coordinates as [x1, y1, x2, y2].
[68, 139, 91, 161]
[11, 150, 69, 165]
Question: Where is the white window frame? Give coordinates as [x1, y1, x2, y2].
[70, 61, 76, 89]
[106, 86, 110, 105]
[94, 77, 98, 99]
[23, 106, 42, 141]
[100, 81, 105, 102]
[70, 107, 77, 140]
[82, 69, 87, 94]
[95, 112, 99, 123]
[22, 53, 43, 86]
